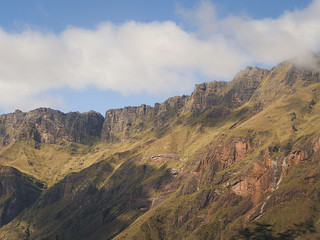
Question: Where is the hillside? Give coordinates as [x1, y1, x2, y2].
[0, 56, 320, 239]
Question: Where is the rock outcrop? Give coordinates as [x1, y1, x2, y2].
[101, 96, 188, 141]
[185, 81, 228, 112]
[0, 108, 104, 146]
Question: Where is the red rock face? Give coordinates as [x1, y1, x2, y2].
[230, 148, 276, 204]
[198, 137, 254, 171]
[193, 134, 320, 224]
[287, 136, 320, 166]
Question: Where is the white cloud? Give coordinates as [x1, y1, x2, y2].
[184, 0, 320, 65]
[0, 0, 320, 112]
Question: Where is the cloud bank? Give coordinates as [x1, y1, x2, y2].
[1, 0, 320, 111]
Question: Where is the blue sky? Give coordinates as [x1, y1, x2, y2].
[1, 1, 312, 31]
[0, 0, 317, 115]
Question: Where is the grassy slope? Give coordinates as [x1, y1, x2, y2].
[0, 141, 105, 187]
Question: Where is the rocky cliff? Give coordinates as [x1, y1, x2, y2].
[101, 95, 188, 141]
[0, 108, 104, 147]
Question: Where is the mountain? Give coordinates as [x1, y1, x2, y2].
[0, 108, 104, 146]
[0, 56, 320, 239]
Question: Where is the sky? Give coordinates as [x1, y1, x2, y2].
[0, 0, 318, 115]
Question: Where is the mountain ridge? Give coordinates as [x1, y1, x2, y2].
[0, 57, 320, 239]
[0, 63, 271, 146]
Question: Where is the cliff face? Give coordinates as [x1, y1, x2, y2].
[185, 81, 228, 112]
[101, 96, 189, 141]
[224, 66, 270, 107]
[185, 67, 270, 112]
[0, 108, 104, 146]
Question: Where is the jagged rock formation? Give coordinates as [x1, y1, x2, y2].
[0, 108, 104, 146]
[101, 95, 189, 141]
[101, 66, 269, 142]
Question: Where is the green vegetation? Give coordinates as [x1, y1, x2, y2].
[232, 221, 316, 240]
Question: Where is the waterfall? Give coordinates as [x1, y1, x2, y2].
[258, 157, 287, 218]
[276, 157, 287, 189]
[260, 196, 271, 214]
[272, 159, 278, 189]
